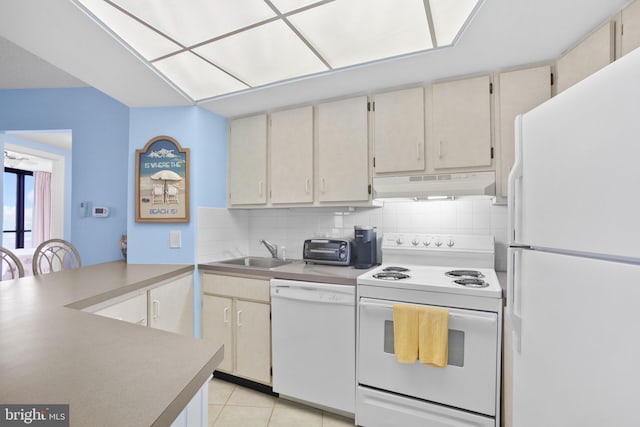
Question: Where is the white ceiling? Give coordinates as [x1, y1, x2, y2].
[0, 0, 631, 118]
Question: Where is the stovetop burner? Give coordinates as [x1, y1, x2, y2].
[382, 266, 410, 272]
[373, 272, 411, 280]
[452, 278, 489, 288]
[445, 269, 485, 279]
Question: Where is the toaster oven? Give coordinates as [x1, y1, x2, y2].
[303, 239, 351, 266]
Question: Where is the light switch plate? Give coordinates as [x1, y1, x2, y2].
[169, 230, 181, 248]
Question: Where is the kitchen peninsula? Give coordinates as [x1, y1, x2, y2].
[0, 261, 222, 427]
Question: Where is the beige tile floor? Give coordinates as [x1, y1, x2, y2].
[208, 378, 356, 427]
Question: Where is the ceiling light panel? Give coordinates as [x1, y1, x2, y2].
[195, 20, 328, 87]
[77, 0, 182, 60]
[288, 0, 433, 69]
[154, 52, 248, 100]
[269, 0, 328, 14]
[111, 0, 277, 47]
[429, 0, 481, 46]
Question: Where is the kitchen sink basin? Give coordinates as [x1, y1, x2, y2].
[219, 256, 290, 269]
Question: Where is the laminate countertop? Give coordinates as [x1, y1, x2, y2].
[0, 261, 223, 427]
[200, 259, 375, 286]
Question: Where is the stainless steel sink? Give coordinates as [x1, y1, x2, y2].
[219, 256, 290, 269]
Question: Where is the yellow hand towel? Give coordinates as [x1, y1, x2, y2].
[418, 307, 449, 368]
[393, 304, 420, 363]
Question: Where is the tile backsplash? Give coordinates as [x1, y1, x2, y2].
[198, 198, 508, 271]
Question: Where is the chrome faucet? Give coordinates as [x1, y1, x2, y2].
[259, 239, 278, 258]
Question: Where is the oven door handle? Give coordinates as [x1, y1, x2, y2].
[359, 298, 497, 323]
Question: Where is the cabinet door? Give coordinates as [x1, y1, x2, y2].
[496, 66, 551, 199]
[270, 106, 313, 204]
[432, 75, 492, 170]
[235, 300, 271, 385]
[555, 21, 614, 94]
[317, 96, 369, 203]
[202, 295, 234, 373]
[620, 0, 640, 57]
[94, 293, 147, 326]
[228, 114, 267, 205]
[373, 87, 425, 174]
[149, 274, 193, 336]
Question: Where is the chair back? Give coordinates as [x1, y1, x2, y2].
[0, 247, 25, 280]
[32, 239, 81, 275]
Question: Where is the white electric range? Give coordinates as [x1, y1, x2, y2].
[356, 233, 504, 427]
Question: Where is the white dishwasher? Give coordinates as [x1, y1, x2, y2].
[271, 279, 355, 414]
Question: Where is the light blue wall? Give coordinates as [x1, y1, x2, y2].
[0, 88, 130, 265]
[127, 106, 227, 264]
[128, 106, 227, 338]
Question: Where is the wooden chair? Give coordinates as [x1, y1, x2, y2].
[32, 239, 81, 275]
[0, 247, 25, 280]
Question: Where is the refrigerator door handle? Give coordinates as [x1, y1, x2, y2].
[508, 115, 524, 245]
[508, 247, 524, 353]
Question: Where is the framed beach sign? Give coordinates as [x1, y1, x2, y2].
[135, 136, 190, 223]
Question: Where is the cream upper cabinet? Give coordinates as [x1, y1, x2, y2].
[228, 114, 267, 206]
[269, 106, 313, 204]
[431, 75, 492, 171]
[373, 87, 425, 174]
[316, 96, 370, 203]
[555, 21, 614, 94]
[496, 66, 552, 200]
[619, 0, 640, 57]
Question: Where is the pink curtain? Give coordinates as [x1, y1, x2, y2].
[32, 171, 52, 247]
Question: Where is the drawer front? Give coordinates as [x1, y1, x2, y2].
[202, 273, 270, 302]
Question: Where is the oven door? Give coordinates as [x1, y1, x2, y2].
[358, 297, 498, 416]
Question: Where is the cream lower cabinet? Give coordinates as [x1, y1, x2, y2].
[93, 291, 147, 326]
[201, 273, 271, 385]
[87, 272, 193, 337]
[149, 273, 194, 336]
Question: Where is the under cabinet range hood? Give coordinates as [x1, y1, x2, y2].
[373, 171, 496, 199]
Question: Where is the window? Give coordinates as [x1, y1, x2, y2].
[3, 167, 34, 249]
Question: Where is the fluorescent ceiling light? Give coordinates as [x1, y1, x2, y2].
[194, 20, 328, 87]
[72, 0, 482, 102]
[288, 0, 433, 68]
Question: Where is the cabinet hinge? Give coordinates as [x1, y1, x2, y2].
[367, 101, 371, 112]
[373, 157, 376, 168]
[489, 82, 493, 94]
[270, 367, 273, 376]
[490, 147, 494, 159]
[368, 184, 372, 195]
[367, 101, 375, 112]
[621, 23, 624, 36]
[550, 72, 554, 86]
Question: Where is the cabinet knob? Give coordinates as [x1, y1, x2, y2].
[411, 239, 419, 246]
[395, 238, 403, 245]
[435, 240, 443, 247]
[447, 239, 455, 247]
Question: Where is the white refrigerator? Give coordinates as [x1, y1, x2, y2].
[507, 46, 640, 427]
